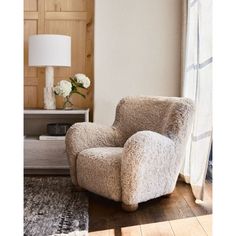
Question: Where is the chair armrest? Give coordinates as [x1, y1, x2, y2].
[121, 130, 177, 205]
[66, 122, 122, 185]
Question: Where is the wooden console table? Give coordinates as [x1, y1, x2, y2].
[24, 109, 89, 175]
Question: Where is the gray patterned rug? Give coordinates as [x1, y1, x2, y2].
[24, 177, 88, 236]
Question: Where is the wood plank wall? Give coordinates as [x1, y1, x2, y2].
[24, 0, 94, 119]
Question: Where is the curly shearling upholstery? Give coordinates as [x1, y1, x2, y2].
[66, 96, 194, 206]
[77, 147, 123, 201]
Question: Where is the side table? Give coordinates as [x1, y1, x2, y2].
[24, 109, 89, 175]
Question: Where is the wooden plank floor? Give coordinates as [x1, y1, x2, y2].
[88, 179, 212, 234]
[89, 215, 212, 236]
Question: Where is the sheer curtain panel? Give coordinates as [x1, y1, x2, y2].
[181, 0, 212, 201]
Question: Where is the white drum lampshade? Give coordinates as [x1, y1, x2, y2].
[28, 34, 71, 109]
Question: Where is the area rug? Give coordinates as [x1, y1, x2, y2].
[24, 177, 88, 236]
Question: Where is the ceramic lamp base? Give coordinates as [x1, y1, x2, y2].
[44, 66, 56, 110]
[44, 87, 56, 109]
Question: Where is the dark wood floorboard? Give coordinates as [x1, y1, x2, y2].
[88, 180, 212, 232]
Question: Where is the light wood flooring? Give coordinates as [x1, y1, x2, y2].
[89, 214, 212, 236]
[88, 179, 212, 235]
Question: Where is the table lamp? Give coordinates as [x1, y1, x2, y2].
[28, 34, 71, 109]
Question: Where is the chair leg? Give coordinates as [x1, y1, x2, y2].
[122, 203, 139, 212]
[163, 193, 172, 198]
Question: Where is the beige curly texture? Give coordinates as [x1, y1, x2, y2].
[65, 96, 194, 207]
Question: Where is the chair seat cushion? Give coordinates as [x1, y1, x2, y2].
[76, 147, 123, 201]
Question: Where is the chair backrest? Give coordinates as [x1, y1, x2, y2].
[113, 96, 194, 143]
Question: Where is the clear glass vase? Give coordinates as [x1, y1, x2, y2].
[63, 96, 73, 110]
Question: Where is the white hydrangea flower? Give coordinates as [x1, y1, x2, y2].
[74, 73, 91, 88]
[53, 85, 61, 95]
[82, 76, 90, 88]
[53, 80, 72, 97]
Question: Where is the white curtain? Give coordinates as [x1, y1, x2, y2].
[181, 0, 212, 200]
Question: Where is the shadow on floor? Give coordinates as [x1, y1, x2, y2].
[88, 180, 212, 232]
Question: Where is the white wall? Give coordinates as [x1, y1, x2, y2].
[94, 0, 182, 125]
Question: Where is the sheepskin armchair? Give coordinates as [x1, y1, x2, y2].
[65, 96, 194, 211]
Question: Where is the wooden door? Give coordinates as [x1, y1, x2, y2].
[24, 0, 94, 118]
